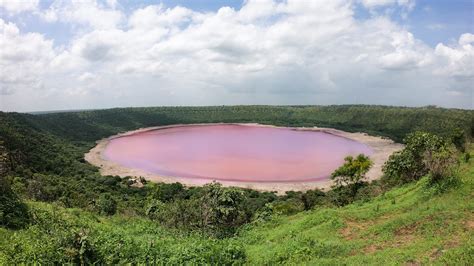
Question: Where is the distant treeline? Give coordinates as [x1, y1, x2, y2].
[9, 105, 474, 142]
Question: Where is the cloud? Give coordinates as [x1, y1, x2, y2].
[0, 19, 54, 95]
[39, 0, 124, 29]
[359, 0, 415, 19]
[0, 0, 473, 111]
[0, 0, 39, 14]
[359, 0, 415, 9]
[459, 33, 474, 46]
[435, 33, 474, 78]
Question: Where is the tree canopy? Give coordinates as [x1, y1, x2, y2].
[331, 154, 373, 186]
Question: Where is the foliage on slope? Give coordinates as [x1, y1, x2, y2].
[239, 155, 474, 264]
[0, 146, 472, 264]
[0, 202, 246, 264]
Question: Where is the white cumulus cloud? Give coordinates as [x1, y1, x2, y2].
[0, 0, 39, 14]
[0, 0, 472, 111]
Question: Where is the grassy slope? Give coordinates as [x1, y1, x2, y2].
[0, 204, 244, 264]
[240, 148, 474, 265]
[1, 148, 473, 264]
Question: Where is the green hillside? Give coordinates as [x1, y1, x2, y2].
[1, 145, 472, 264]
[20, 105, 474, 143]
[240, 152, 474, 264]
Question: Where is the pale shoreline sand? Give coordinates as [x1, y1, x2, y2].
[84, 123, 404, 194]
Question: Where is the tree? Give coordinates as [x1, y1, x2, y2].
[200, 182, 246, 235]
[382, 131, 447, 185]
[151, 182, 186, 202]
[331, 154, 373, 187]
[0, 141, 9, 176]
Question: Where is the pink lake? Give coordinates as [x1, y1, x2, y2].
[103, 124, 373, 183]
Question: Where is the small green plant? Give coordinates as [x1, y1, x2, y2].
[463, 152, 471, 162]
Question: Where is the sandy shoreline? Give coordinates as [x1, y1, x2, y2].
[84, 123, 403, 194]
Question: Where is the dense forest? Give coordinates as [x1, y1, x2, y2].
[25, 105, 474, 142]
[0, 105, 473, 264]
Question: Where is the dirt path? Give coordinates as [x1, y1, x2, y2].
[85, 123, 403, 193]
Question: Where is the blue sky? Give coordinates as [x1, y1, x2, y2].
[6, 0, 470, 48]
[402, 0, 473, 46]
[0, 0, 472, 111]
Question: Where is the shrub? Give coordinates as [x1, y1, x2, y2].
[326, 182, 368, 207]
[72, 229, 98, 265]
[0, 176, 30, 229]
[422, 145, 460, 194]
[95, 194, 117, 216]
[241, 190, 278, 221]
[151, 182, 187, 202]
[450, 128, 466, 152]
[464, 152, 471, 163]
[252, 203, 273, 223]
[145, 199, 167, 222]
[301, 189, 326, 210]
[200, 183, 246, 235]
[382, 132, 447, 186]
[354, 181, 383, 202]
[424, 145, 459, 184]
[271, 199, 305, 215]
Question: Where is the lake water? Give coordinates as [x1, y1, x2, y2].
[103, 124, 373, 183]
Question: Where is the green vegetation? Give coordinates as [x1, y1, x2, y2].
[331, 154, 373, 186]
[0, 105, 473, 264]
[0, 146, 472, 264]
[0, 176, 29, 229]
[382, 132, 459, 188]
[239, 152, 474, 265]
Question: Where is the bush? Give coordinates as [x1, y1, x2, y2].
[271, 199, 305, 215]
[382, 132, 447, 186]
[95, 194, 117, 216]
[354, 181, 383, 202]
[0, 176, 30, 229]
[200, 183, 246, 236]
[450, 128, 466, 152]
[166, 198, 202, 229]
[301, 189, 326, 210]
[150, 182, 187, 202]
[464, 152, 471, 163]
[424, 145, 459, 184]
[145, 199, 167, 222]
[252, 203, 273, 223]
[326, 183, 367, 207]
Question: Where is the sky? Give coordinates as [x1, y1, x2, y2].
[0, 0, 473, 112]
